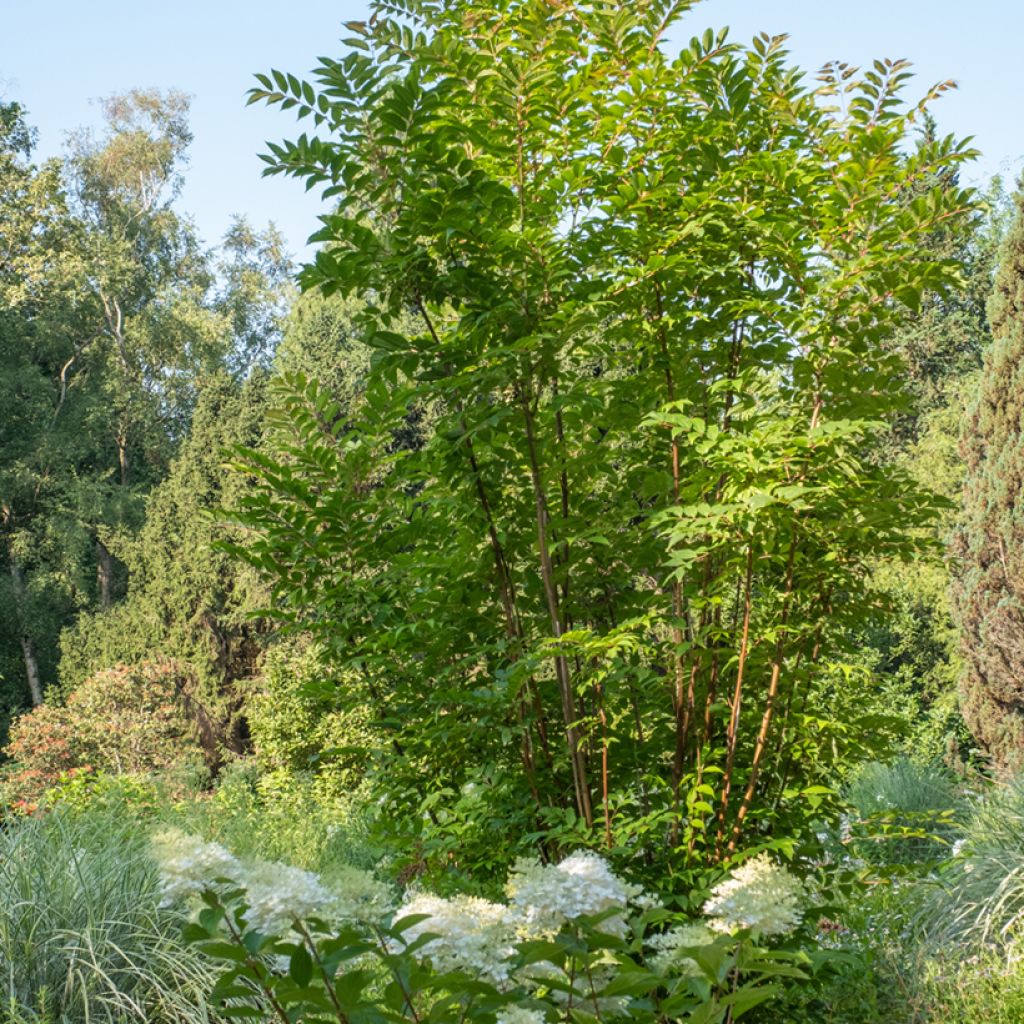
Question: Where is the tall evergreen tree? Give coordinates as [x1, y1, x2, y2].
[953, 184, 1024, 769]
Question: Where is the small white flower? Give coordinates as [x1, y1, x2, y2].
[496, 1006, 547, 1024]
[647, 923, 716, 975]
[951, 839, 966, 858]
[703, 854, 804, 937]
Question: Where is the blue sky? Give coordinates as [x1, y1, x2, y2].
[4, 1, 1021, 264]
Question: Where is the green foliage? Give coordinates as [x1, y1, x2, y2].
[0, 808, 216, 1024]
[953, 185, 1024, 770]
[0, 92, 291, 735]
[850, 390, 978, 764]
[884, 172, 1011, 449]
[234, 0, 979, 877]
[915, 948, 1024, 1024]
[59, 372, 271, 705]
[851, 181, 1012, 768]
[246, 639, 379, 790]
[164, 758, 380, 875]
[41, 768, 162, 821]
[923, 775, 1024, 945]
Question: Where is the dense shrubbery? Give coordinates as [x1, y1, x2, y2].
[2, 662, 208, 808]
[158, 836, 814, 1024]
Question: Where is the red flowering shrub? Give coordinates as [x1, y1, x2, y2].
[2, 661, 206, 807]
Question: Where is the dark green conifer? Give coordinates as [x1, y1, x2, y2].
[953, 185, 1024, 769]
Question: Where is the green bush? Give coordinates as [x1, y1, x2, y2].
[159, 757, 380, 875]
[0, 807, 216, 1024]
[245, 639, 379, 793]
[159, 838, 815, 1024]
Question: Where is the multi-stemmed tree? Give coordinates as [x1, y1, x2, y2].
[233, 0, 977, 871]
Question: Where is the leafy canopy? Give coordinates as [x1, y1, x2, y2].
[236, 0, 978, 876]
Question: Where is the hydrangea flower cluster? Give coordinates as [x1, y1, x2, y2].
[328, 864, 395, 923]
[151, 828, 242, 905]
[392, 892, 516, 984]
[646, 923, 716, 975]
[702, 853, 804, 936]
[241, 861, 338, 935]
[388, 852, 648, 990]
[505, 850, 644, 938]
[495, 1006, 548, 1024]
[152, 830, 393, 933]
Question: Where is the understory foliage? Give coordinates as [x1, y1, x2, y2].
[232, 0, 977, 873]
[160, 835, 811, 1024]
[953, 188, 1024, 771]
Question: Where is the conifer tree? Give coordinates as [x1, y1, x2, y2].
[953, 185, 1024, 769]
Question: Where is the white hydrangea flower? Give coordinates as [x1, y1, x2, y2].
[496, 1006, 547, 1024]
[646, 923, 716, 975]
[392, 892, 516, 984]
[151, 829, 242, 906]
[506, 851, 641, 938]
[327, 865, 394, 924]
[241, 861, 337, 936]
[703, 854, 804, 936]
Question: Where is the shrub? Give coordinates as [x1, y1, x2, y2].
[161, 758, 380, 875]
[234, 0, 978, 874]
[245, 640, 378, 793]
[2, 662, 209, 806]
[41, 768, 162, 820]
[0, 807, 216, 1024]
[158, 838, 814, 1023]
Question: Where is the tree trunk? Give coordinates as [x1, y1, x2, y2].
[96, 537, 114, 609]
[116, 430, 130, 486]
[7, 551, 43, 706]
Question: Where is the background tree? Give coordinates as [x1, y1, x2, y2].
[0, 101, 89, 715]
[0, 95, 291, 730]
[853, 179, 1011, 763]
[953, 184, 1024, 770]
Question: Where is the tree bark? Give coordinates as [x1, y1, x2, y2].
[96, 537, 115, 609]
[7, 550, 43, 706]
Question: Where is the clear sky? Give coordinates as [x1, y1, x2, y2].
[3, 0, 1022, 264]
